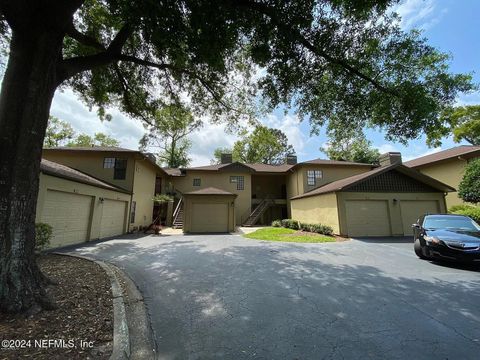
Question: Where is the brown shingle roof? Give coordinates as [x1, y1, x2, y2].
[404, 146, 480, 168]
[40, 159, 130, 193]
[44, 146, 137, 152]
[300, 159, 375, 166]
[184, 187, 237, 196]
[163, 168, 184, 176]
[291, 163, 454, 200]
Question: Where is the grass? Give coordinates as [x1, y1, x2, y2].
[243, 227, 336, 243]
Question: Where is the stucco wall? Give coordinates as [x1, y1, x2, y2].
[290, 193, 340, 234]
[131, 159, 157, 228]
[36, 173, 131, 246]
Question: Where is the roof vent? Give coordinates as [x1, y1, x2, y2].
[379, 152, 402, 166]
[220, 153, 232, 164]
[286, 154, 297, 165]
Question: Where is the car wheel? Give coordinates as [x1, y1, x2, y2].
[414, 238, 427, 259]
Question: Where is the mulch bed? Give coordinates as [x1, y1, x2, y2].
[0, 254, 113, 359]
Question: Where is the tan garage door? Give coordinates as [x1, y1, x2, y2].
[191, 202, 229, 233]
[100, 199, 127, 238]
[345, 200, 391, 237]
[401, 200, 439, 236]
[41, 190, 93, 248]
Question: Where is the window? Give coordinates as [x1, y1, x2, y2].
[193, 178, 201, 187]
[307, 170, 323, 186]
[103, 157, 115, 168]
[114, 159, 127, 180]
[130, 201, 136, 224]
[230, 176, 244, 190]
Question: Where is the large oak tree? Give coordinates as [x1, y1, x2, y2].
[0, 0, 474, 312]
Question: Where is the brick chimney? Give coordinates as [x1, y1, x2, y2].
[286, 154, 297, 165]
[379, 152, 402, 166]
[220, 153, 233, 164]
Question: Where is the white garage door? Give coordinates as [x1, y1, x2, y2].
[41, 190, 93, 248]
[401, 200, 439, 236]
[345, 200, 391, 237]
[100, 199, 127, 238]
[191, 203, 229, 233]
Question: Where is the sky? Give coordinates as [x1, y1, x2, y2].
[48, 0, 480, 166]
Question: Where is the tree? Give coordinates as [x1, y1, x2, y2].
[441, 105, 480, 146]
[139, 105, 201, 168]
[43, 116, 76, 148]
[458, 158, 480, 204]
[67, 132, 120, 147]
[321, 128, 380, 164]
[212, 147, 234, 164]
[232, 126, 295, 164]
[0, 0, 474, 313]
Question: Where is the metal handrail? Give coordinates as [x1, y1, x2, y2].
[173, 197, 183, 220]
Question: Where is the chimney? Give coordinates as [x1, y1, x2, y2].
[379, 152, 402, 166]
[220, 153, 232, 164]
[286, 154, 297, 165]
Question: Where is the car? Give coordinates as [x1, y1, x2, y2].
[412, 214, 480, 262]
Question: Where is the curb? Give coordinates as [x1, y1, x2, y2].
[53, 253, 155, 359]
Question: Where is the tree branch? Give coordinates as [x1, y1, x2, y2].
[234, 0, 398, 97]
[66, 22, 105, 51]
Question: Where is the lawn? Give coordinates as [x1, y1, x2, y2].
[243, 227, 336, 243]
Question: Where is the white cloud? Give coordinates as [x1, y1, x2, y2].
[393, 0, 446, 30]
[456, 91, 480, 106]
[375, 143, 399, 154]
[261, 114, 310, 156]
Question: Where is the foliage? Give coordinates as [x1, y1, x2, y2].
[35, 223, 53, 252]
[244, 227, 334, 243]
[152, 194, 173, 204]
[279, 219, 333, 235]
[448, 204, 476, 213]
[43, 116, 76, 148]
[233, 126, 295, 164]
[139, 104, 201, 168]
[450, 207, 480, 224]
[212, 147, 233, 164]
[67, 132, 120, 147]
[271, 219, 282, 227]
[458, 159, 480, 203]
[429, 105, 480, 146]
[321, 127, 380, 164]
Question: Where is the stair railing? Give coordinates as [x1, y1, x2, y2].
[172, 197, 183, 225]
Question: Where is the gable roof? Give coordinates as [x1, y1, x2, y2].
[298, 159, 375, 167]
[291, 163, 455, 200]
[404, 146, 480, 168]
[184, 187, 237, 196]
[40, 159, 131, 193]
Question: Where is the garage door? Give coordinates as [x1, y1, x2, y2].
[191, 203, 229, 233]
[100, 199, 127, 238]
[41, 190, 93, 248]
[401, 200, 439, 235]
[345, 200, 391, 237]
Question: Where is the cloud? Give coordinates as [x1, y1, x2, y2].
[261, 114, 310, 156]
[375, 143, 399, 154]
[456, 91, 480, 106]
[393, 0, 446, 30]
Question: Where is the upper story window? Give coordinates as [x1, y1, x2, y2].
[103, 157, 115, 168]
[230, 176, 244, 190]
[114, 159, 127, 180]
[193, 178, 201, 187]
[307, 170, 323, 186]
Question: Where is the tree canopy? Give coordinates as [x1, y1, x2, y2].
[458, 158, 480, 204]
[139, 104, 201, 168]
[43, 116, 76, 148]
[67, 132, 120, 147]
[438, 105, 480, 146]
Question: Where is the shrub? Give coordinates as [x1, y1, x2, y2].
[451, 206, 480, 224]
[271, 219, 282, 227]
[278, 219, 333, 235]
[458, 158, 480, 204]
[448, 204, 476, 213]
[35, 223, 53, 252]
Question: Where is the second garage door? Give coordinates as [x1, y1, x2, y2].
[401, 200, 439, 235]
[345, 200, 391, 237]
[41, 190, 93, 248]
[100, 199, 127, 238]
[191, 203, 229, 233]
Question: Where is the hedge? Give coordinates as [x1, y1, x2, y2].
[272, 219, 333, 236]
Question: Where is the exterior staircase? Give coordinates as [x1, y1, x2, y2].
[243, 199, 274, 227]
[172, 198, 184, 229]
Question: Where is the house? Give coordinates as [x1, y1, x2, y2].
[36, 159, 131, 248]
[404, 145, 480, 208]
[42, 146, 172, 232]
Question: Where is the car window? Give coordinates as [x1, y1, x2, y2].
[423, 216, 480, 231]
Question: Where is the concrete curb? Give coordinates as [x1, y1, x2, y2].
[52, 253, 155, 359]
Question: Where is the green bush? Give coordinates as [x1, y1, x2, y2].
[458, 158, 480, 203]
[35, 223, 53, 252]
[448, 204, 476, 213]
[451, 207, 480, 223]
[278, 219, 333, 236]
[271, 219, 282, 227]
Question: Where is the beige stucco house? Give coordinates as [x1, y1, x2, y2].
[404, 145, 480, 208]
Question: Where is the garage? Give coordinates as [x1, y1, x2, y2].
[400, 200, 439, 235]
[100, 199, 128, 238]
[345, 200, 391, 237]
[41, 190, 93, 247]
[183, 187, 237, 233]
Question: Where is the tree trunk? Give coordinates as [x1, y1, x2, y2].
[0, 29, 64, 312]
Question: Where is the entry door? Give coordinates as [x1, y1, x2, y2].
[345, 200, 391, 237]
[401, 200, 439, 235]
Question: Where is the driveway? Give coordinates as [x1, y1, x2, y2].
[62, 234, 480, 359]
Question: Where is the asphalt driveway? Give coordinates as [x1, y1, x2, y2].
[62, 234, 480, 359]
